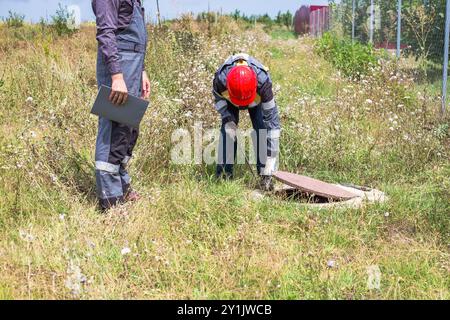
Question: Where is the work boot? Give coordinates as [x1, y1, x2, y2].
[98, 196, 124, 213]
[124, 190, 141, 203]
[216, 165, 234, 181]
[216, 171, 234, 181]
[260, 175, 274, 192]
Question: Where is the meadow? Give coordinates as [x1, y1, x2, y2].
[0, 17, 449, 299]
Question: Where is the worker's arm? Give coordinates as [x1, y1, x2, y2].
[140, 8, 150, 99]
[94, 0, 128, 105]
[213, 74, 234, 123]
[260, 77, 281, 176]
[94, 0, 121, 75]
[142, 71, 151, 99]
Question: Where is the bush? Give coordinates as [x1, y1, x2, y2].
[275, 11, 293, 30]
[3, 11, 25, 28]
[315, 32, 378, 79]
[51, 3, 78, 36]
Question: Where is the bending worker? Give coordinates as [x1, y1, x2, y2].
[92, 0, 150, 210]
[213, 53, 281, 191]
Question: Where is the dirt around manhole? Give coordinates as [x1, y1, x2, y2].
[249, 185, 388, 209]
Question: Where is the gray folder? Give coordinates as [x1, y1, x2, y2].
[91, 85, 149, 128]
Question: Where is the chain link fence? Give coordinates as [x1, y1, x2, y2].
[329, 0, 449, 115]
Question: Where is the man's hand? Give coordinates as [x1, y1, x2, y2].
[110, 73, 128, 105]
[141, 71, 151, 99]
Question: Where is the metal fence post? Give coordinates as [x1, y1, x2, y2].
[397, 0, 402, 58]
[369, 0, 374, 44]
[442, 0, 450, 116]
[352, 0, 356, 42]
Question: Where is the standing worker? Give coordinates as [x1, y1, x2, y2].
[213, 53, 281, 191]
[92, 0, 150, 211]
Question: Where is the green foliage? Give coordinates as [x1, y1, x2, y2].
[270, 28, 297, 40]
[315, 32, 377, 78]
[275, 10, 293, 29]
[227, 9, 292, 29]
[334, 0, 447, 63]
[51, 3, 78, 36]
[3, 10, 25, 28]
[0, 16, 448, 299]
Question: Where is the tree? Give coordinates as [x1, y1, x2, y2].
[51, 3, 78, 36]
[3, 10, 25, 28]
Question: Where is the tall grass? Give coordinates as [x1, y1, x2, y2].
[0, 18, 448, 299]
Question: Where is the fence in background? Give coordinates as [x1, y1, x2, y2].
[310, 6, 331, 37]
[327, 0, 450, 116]
[294, 5, 331, 36]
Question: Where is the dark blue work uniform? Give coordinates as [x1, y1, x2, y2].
[213, 53, 281, 177]
[94, 0, 147, 209]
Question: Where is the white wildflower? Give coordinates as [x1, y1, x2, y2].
[327, 260, 337, 268]
[121, 247, 131, 256]
[65, 262, 87, 297]
[19, 230, 35, 242]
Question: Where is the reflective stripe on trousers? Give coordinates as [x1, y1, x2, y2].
[95, 1, 147, 209]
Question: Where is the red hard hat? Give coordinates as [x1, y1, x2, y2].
[226, 65, 257, 107]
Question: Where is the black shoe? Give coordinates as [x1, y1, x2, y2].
[98, 196, 123, 212]
[216, 171, 234, 181]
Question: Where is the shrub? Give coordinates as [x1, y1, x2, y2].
[315, 32, 378, 79]
[4, 10, 25, 28]
[51, 3, 78, 36]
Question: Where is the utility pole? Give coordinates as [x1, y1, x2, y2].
[397, 0, 402, 58]
[207, 0, 211, 34]
[156, 0, 161, 27]
[369, 0, 374, 44]
[352, 0, 355, 42]
[442, 0, 450, 116]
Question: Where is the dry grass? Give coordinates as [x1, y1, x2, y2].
[0, 19, 449, 299]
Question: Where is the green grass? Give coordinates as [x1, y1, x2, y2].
[270, 28, 297, 40]
[0, 20, 448, 299]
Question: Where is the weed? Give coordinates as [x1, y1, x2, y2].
[0, 17, 448, 299]
[315, 32, 378, 79]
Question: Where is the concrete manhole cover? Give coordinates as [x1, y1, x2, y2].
[249, 172, 387, 209]
[273, 171, 358, 201]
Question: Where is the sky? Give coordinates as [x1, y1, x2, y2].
[0, 0, 329, 23]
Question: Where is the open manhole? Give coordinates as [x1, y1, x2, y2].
[249, 171, 388, 209]
[273, 187, 343, 204]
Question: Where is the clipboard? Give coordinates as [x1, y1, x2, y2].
[91, 85, 149, 128]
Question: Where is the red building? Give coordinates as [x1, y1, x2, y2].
[294, 5, 330, 37]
